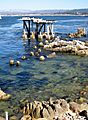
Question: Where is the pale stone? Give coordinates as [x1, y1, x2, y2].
[47, 52, 57, 58]
[39, 56, 45, 61]
[69, 102, 80, 113]
[21, 115, 31, 120]
[42, 108, 50, 119]
[9, 59, 14, 65]
[0, 89, 11, 100]
[10, 116, 17, 120]
[0, 116, 5, 120]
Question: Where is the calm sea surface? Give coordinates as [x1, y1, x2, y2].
[0, 16, 88, 116]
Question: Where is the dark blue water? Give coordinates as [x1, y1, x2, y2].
[0, 16, 88, 116]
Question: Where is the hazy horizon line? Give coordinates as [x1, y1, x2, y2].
[0, 8, 88, 11]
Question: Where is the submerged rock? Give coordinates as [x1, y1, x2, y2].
[47, 52, 57, 58]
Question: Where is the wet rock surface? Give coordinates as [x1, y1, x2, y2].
[20, 98, 88, 120]
[44, 39, 88, 57]
[0, 89, 11, 101]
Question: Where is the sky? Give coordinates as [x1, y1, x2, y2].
[0, 0, 88, 10]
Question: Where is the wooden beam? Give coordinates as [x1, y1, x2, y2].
[35, 23, 39, 41]
[44, 23, 46, 32]
[24, 21, 29, 32]
[28, 20, 31, 38]
[31, 20, 33, 31]
[23, 20, 25, 30]
[38, 24, 44, 33]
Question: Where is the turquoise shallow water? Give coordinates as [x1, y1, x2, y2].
[0, 16, 88, 117]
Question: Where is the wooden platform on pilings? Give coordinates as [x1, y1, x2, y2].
[21, 17, 55, 42]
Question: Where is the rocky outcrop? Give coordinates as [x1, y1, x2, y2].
[44, 39, 88, 56]
[20, 98, 88, 120]
[68, 28, 86, 38]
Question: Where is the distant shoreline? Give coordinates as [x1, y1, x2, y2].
[0, 8, 88, 17]
[1, 13, 88, 16]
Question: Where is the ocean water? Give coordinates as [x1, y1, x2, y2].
[0, 16, 88, 117]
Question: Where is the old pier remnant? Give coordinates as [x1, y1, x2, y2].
[22, 17, 55, 41]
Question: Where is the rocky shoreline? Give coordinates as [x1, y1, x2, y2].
[0, 90, 88, 120]
[20, 98, 88, 120]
